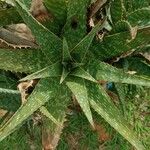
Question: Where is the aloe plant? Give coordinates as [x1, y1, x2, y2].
[0, 0, 150, 149]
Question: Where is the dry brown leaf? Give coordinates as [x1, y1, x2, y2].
[89, 0, 107, 18]
[130, 26, 138, 40]
[139, 52, 150, 62]
[17, 80, 37, 105]
[95, 122, 111, 142]
[7, 23, 35, 42]
[42, 123, 64, 150]
[0, 27, 38, 49]
[0, 109, 7, 117]
[0, 112, 13, 127]
[66, 133, 80, 150]
[30, 0, 52, 22]
[106, 90, 119, 105]
[109, 49, 135, 63]
[127, 26, 138, 42]
[89, 18, 95, 27]
[98, 80, 107, 89]
[127, 71, 137, 75]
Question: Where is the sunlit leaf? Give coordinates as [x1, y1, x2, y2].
[41, 82, 71, 149]
[0, 78, 60, 141]
[21, 0, 32, 9]
[40, 106, 60, 125]
[87, 59, 150, 87]
[0, 88, 20, 94]
[87, 82, 144, 150]
[66, 78, 94, 128]
[60, 68, 69, 84]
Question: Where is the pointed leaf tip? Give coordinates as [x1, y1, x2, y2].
[66, 78, 95, 128]
[62, 37, 72, 62]
[71, 67, 97, 83]
[20, 62, 61, 81]
[71, 19, 106, 62]
[60, 68, 70, 84]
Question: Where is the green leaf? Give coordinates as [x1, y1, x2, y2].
[41, 3, 65, 34]
[63, 0, 90, 49]
[111, 20, 138, 41]
[6, 0, 32, 9]
[66, 78, 94, 128]
[0, 88, 20, 94]
[129, 28, 150, 50]
[0, 48, 47, 73]
[110, 0, 126, 23]
[91, 27, 150, 60]
[15, 0, 62, 63]
[21, 0, 32, 9]
[0, 78, 60, 141]
[41, 83, 71, 149]
[111, 20, 132, 33]
[0, 8, 22, 26]
[0, 70, 18, 89]
[20, 62, 61, 81]
[123, 57, 150, 77]
[127, 8, 150, 28]
[60, 38, 72, 84]
[44, 0, 67, 27]
[0, 126, 37, 150]
[111, 1, 150, 28]
[0, 88, 21, 112]
[62, 38, 72, 62]
[70, 67, 97, 83]
[87, 59, 150, 87]
[40, 106, 60, 125]
[43, 0, 67, 34]
[112, 0, 150, 28]
[60, 68, 69, 84]
[71, 20, 106, 62]
[91, 31, 129, 60]
[45, 82, 71, 124]
[0, 71, 21, 112]
[114, 83, 127, 116]
[123, 0, 149, 13]
[86, 82, 144, 150]
[22, 0, 59, 34]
